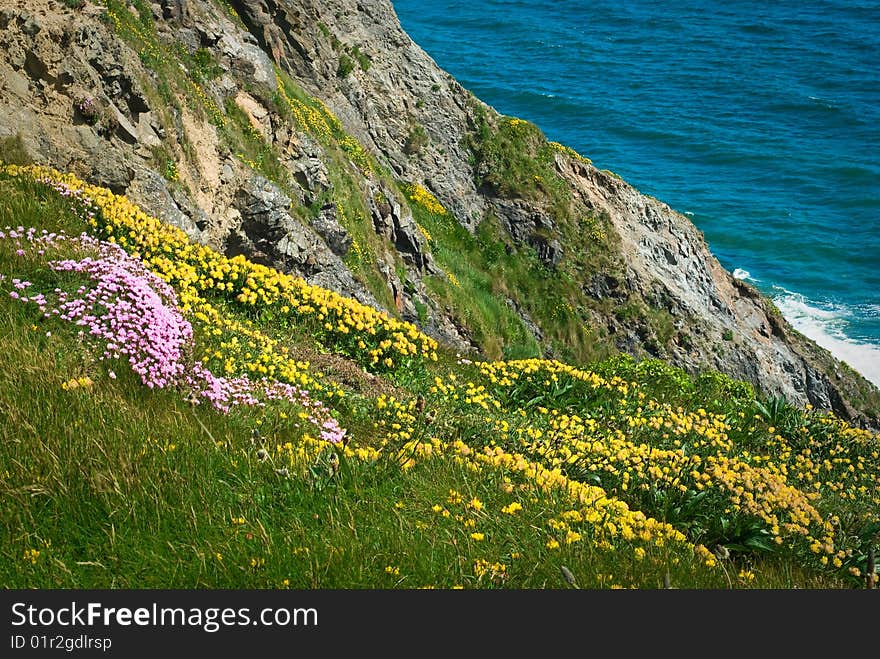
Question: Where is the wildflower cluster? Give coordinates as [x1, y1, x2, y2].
[548, 141, 592, 165]
[102, 1, 162, 72]
[422, 358, 879, 579]
[473, 558, 507, 585]
[73, 95, 100, 125]
[343, 382, 710, 571]
[416, 223, 433, 244]
[2, 166, 438, 374]
[101, 0, 226, 127]
[1, 225, 345, 440]
[404, 183, 447, 216]
[164, 160, 180, 182]
[274, 74, 372, 173]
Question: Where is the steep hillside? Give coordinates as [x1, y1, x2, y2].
[2, 165, 879, 590]
[1, 0, 878, 428]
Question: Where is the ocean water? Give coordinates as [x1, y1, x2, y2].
[391, 0, 880, 386]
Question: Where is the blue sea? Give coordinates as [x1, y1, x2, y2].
[391, 0, 880, 386]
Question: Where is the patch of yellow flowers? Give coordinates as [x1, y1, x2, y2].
[274, 73, 372, 173]
[428, 358, 873, 568]
[3, 165, 438, 377]
[405, 183, 447, 216]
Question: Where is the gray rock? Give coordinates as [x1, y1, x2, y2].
[0, 65, 29, 99]
[217, 32, 277, 100]
[289, 156, 330, 204]
[229, 175, 379, 307]
[126, 168, 202, 241]
[312, 204, 352, 257]
[111, 104, 139, 144]
[135, 112, 163, 148]
[65, 125, 133, 194]
[175, 27, 202, 54]
[528, 234, 563, 268]
[233, 175, 293, 239]
[368, 183, 435, 273]
[159, 0, 189, 21]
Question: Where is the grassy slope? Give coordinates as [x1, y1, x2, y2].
[1, 1, 877, 590]
[1, 168, 878, 590]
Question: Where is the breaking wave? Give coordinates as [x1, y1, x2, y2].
[772, 290, 880, 388]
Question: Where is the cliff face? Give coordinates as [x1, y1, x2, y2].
[1, 0, 878, 427]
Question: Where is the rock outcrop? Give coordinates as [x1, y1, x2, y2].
[0, 0, 877, 427]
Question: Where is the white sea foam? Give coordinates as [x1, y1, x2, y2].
[808, 94, 838, 110]
[772, 291, 880, 388]
[732, 268, 751, 281]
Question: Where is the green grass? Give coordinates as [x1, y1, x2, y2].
[337, 54, 355, 78]
[460, 103, 686, 363]
[0, 291, 709, 588]
[221, 98, 293, 193]
[2, 3, 879, 589]
[466, 106, 571, 219]
[404, 185, 614, 364]
[2, 170, 877, 589]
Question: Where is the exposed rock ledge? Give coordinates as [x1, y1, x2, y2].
[0, 0, 876, 428]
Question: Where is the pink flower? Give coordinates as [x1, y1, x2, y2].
[3, 224, 349, 444]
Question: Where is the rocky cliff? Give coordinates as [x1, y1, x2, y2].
[1, 0, 878, 427]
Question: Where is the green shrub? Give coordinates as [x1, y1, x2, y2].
[350, 45, 371, 72]
[337, 54, 355, 78]
[192, 47, 223, 82]
[0, 134, 31, 165]
[464, 106, 571, 220]
[403, 124, 428, 155]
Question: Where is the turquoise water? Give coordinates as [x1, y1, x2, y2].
[391, 0, 880, 385]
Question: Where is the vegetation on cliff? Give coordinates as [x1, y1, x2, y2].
[2, 165, 878, 589]
[1, 0, 878, 592]
[4, 0, 879, 425]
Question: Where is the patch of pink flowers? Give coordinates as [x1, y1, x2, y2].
[49, 234, 192, 389]
[3, 226, 346, 444]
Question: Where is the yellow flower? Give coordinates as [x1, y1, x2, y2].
[23, 548, 40, 564]
[447, 490, 463, 504]
[470, 532, 485, 541]
[405, 184, 447, 216]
